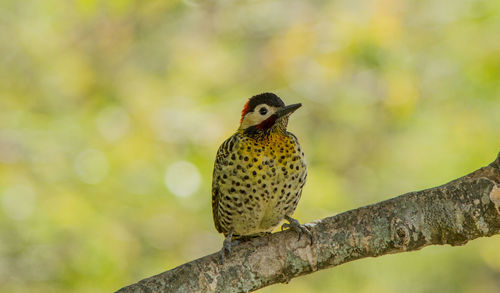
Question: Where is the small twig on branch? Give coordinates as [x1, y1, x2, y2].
[116, 152, 500, 293]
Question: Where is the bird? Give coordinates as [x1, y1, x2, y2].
[211, 92, 311, 262]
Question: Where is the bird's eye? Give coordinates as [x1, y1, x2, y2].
[259, 107, 268, 115]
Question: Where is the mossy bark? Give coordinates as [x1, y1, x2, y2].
[116, 153, 500, 293]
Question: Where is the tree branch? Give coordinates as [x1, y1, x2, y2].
[116, 153, 500, 293]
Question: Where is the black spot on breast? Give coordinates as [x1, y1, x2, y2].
[244, 156, 249, 161]
[230, 188, 235, 193]
[289, 164, 294, 170]
[231, 154, 236, 160]
[243, 175, 249, 180]
[223, 174, 227, 179]
[246, 184, 251, 188]
[240, 189, 246, 194]
[252, 171, 257, 176]
[236, 182, 240, 186]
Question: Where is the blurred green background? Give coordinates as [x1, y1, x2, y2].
[1, 0, 500, 292]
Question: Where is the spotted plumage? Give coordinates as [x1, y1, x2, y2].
[212, 93, 310, 260]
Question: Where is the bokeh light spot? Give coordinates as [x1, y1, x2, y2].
[164, 161, 201, 198]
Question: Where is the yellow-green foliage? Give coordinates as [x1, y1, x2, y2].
[0, 0, 499, 292]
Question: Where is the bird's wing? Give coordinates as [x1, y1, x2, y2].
[211, 132, 240, 234]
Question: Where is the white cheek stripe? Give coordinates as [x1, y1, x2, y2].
[240, 106, 278, 129]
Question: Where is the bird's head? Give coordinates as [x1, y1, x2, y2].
[239, 93, 301, 135]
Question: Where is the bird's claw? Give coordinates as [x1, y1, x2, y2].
[219, 229, 239, 264]
[281, 215, 313, 244]
[281, 223, 290, 232]
[219, 237, 231, 264]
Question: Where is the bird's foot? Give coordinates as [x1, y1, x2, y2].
[281, 215, 313, 244]
[219, 229, 239, 264]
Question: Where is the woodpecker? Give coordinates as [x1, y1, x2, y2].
[212, 93, 311, 262]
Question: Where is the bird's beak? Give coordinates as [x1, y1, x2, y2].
[275, 103, 302, 118]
